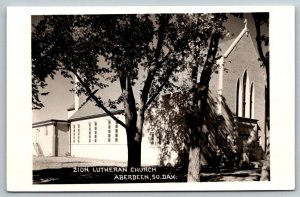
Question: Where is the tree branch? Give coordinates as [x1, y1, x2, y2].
[199, 33, 220, 86]
[118, 68, 137, 122]
[252, 13, 269, 69]
[144, 80, 167, 110]
[144, 61, 178, 110]
[252, 13, 269, 128]
[141, 15, 170, 105]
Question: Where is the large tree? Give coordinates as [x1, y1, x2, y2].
[145, 14, 228, 182]
[32, 14, 184, 167]
[32, 14, 227, 171]
[175, 14, 227, 181]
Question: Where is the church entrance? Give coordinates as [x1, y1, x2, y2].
[234, 117, 259, 161]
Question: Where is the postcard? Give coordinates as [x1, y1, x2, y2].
[7, 6, 295, 191]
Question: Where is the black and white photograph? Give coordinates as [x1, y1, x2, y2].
[6, 6, 295, 191]
[31, 12, 270, 184]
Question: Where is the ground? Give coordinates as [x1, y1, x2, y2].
[33, 156, 262, 184]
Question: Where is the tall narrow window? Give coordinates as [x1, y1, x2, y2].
[149, 132, 154, 145]
[236, 78, 240, 116]
[72, 125, 75, 143]
[94, 121, 97, 143]
[115, 122, 118, 142]
[250, 83, 254, 118]
[157, 132, 162, 145]
[265, 85, 269, 130]
[242, 71, 248, 117]
[108, 120, 111, 142]
[166, 132, 171, 145]
[77, 124, 80, 143]
[88, 122, 91, 143]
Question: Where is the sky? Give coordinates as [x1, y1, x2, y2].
[32, 13, 269, 123]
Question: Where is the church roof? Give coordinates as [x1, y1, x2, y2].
[218, 37, 237, 56]
[68, 100, 123, 121]
[67, 103, 75, 111]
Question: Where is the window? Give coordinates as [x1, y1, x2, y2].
[94, 121, 97, 143]
[45, 126, 48, 136]
[115, 122, 118, 142]
[149, 132, 154, 146]
[108, 120, 111, 142]
[72, 125, 76, 143]
[250, 83, 254, 118]
[236, 78, 240, 116]
[166, 132, 171, 145]
[77, 124, 80, 143]
[242, 71, 247, 117]
[237, 70, 255, 119]
[149, 132, 162, 146]
[88, 122, 91, 143]
[157, 132, 162, 145]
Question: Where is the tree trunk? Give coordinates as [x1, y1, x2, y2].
[187, 85, 207, 182]
[188, 146, 201, 182]
[186, 33, 220, 182]
[126, 107, 145, 168]
[120, 73, 143, 168]
[187, 88, 208, 182]
[260, 142, 270, 181]
[127, 127, 142, 168]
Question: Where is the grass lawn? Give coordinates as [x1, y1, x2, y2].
[33, 156, 127, 170]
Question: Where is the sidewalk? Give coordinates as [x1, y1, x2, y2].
[201, 168, 261, 181]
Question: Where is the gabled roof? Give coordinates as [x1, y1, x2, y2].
[218, 38, 236, 57]
[68, 100, 123, 121]
[67, 103, 75, 111]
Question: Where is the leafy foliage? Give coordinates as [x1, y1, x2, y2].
[32, 14, 227, 113]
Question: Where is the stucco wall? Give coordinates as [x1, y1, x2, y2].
[32, 125, 55, 156]
[57, 123, 70, 156]
[70, 115, 128, 161]
[70, 114, 161, 165]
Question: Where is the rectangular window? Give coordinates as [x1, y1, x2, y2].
[45, 126, 48, 136]
[166, 133, 171, 145]
[157, 132, 162, 145]
[77, 124, 80, 143]
[115, 122, 118, 142]
[88, 122, 91, 143]
[94, 121, 97, 143]
[149, 132, 155, 146]
[72, 125, 76, 143]
[108, 119, 111, 142]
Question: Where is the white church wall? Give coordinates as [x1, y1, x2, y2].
[70, 114, 162, 165]
[32, 124, 55, 156]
